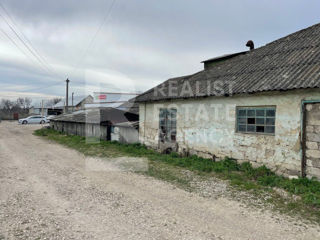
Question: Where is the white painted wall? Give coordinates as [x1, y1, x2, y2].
[139, 89, 320, 177]
[113, 126, 139, 144]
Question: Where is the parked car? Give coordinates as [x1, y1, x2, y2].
[18, 116, 49, 124]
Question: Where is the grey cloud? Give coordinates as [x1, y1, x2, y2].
[0, 0, 320, 101]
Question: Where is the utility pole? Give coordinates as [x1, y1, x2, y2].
[41, 99, 44, 116]
[65, 78, 70, 113]
[72, 92, 74, 112]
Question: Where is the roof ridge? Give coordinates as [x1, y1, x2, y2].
[265, 22, 320, 46]
[135, 22, 320, 102]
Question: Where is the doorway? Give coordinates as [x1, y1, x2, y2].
[107, 125, 111, 141]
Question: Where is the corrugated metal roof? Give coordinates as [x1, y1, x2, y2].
[136, 23, 320, 102]
[51, 108, 138, 124]
[114, 121, 139, 129]
[54, 95, 93, 108]
[85, 102, 124, 109]
[117, 97, 139, 114]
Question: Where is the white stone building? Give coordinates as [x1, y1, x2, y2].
[135, 23, 320, 179]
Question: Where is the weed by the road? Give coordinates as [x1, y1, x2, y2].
[34, 128, 320, 223]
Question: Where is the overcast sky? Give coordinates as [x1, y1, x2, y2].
[0, 0, 319, 102]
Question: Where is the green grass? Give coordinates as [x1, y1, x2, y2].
[35, 128, 320, 223]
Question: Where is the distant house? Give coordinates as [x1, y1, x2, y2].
[29, 103, 62, 116]
[54, 95, 93, 113]
[85, 92, 139, 109]
[135, 23, 320, 179]
[28, 104, 47, 115]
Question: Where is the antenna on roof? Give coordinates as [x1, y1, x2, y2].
[246, 40, 254, 50]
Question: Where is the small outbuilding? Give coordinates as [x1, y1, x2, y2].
[50, 107, 139, 141]
[112, 121, 139, 144]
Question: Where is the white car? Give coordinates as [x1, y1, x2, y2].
[18, 116, 48, 124]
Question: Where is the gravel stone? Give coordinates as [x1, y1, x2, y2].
[0, 121, 319, 239]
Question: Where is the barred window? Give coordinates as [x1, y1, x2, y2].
[236, 107, 276, 134]
[159, 108, 177, 142]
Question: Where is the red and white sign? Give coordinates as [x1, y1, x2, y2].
[98, 94, 107, 100]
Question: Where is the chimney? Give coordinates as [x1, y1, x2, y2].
[246, 40, 254, 50]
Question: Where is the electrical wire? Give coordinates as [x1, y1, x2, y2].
[0, 28, 43, 70]
[0, 14, 55, 76]
[0, 27, 66, 93]
[1, 1, 117, 95]
[0, 2, 63, 79]
[0, 2, 66, 94]
[71, 80, 121, 92]
[71, 0, 117, 77]
[19, 81, 65, 93]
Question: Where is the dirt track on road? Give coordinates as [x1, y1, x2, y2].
[0, 121, 319, 239]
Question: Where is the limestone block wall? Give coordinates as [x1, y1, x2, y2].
[139, 89, 320, 178]
[305, 103, 320, 178]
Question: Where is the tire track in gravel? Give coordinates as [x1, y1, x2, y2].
[1, 122, 320, 239]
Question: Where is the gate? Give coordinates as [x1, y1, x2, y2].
[13, 113, 19, 120]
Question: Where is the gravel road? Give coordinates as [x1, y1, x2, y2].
[0, 121, 319, 239]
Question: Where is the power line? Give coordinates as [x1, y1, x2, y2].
[0, 3, 65, 94]
[71, 80, 121, 92]
[0, 28, 43, 69]
[0, 9, 61, 79]
[0, 1, 118, 95]
[0, 13, 54, 76]
[0, 27, 66, 94]
[19, 81, 65, 93]
[71, 0, 117, 77]
[0, 28, 65, 93]
[0, 27, 65, 92]
[0, 2, 63, 79]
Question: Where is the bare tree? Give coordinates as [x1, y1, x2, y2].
[17, 98, 25, 109]
[24, 97, 32, 109]
[0, 98, 32, 111]
[46, 97, 61, 107]
[53, 98, 61, 104]
[1, 99, 14, 110]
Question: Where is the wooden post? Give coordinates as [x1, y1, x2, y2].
[301, 103, 307, 178]
[41, 99, 44, 116]
[65, 78, 70, 113]
[72, 92, 74, 112]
